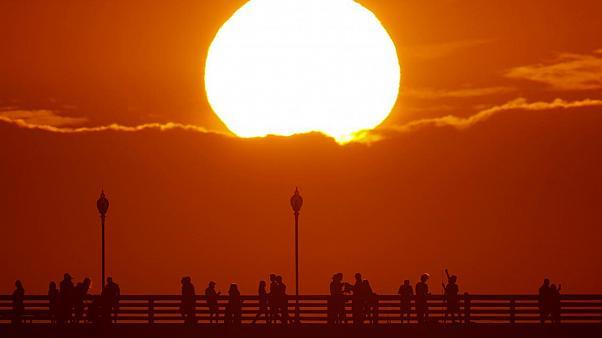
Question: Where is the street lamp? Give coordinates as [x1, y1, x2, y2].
[290, 187, 303, 324]
[97, 190, 109, 291]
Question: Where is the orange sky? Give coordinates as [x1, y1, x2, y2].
[1, 0, 602, 295]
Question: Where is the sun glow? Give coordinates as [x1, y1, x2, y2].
[205, 0, 400, 143]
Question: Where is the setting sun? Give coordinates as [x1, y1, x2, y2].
[205, 0, 401, 143]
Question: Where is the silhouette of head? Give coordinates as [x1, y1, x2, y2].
[335, 273, 343, 281]
[421, 273, 430, 282]
[276, 275, 283, 283]
[450, 275, 457, 284]
[49, 281, 57, 290]
[83, 278, 91, 286]
[229, 283, 239, 293]
[543, 278, 550, 286]
[64, 273, 72, 280]
[209, 281, 216, 288]
[15, 280, 23, 289]
[182, 276, 191, 285]
[355, 273, 362, 281]
[259, 281, 266, 288]
[404, 280, 410, 286]
[363, 280, 371, 288]
[270, 274, 276, 282]
[107, 277, 113, 285]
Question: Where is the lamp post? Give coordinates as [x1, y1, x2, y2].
[290, 187, 303, 324]
[97, 190, 109, 291]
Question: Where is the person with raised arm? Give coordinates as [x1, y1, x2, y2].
[442, 269, 460, 324]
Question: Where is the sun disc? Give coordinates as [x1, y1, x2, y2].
[205, 0, 401, 143]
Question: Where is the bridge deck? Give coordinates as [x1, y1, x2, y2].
[1, 324, 602, 338]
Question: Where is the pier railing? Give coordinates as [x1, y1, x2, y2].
[1, 294, 601, 324]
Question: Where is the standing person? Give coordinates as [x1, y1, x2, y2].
[351, 273, 365, 325]
[328, 273, 344, 324]
[538, 279, 552, 324]
[12, 280, 25, 325]
[59, 273, 75, 324]
[101, 277, 120, 324]
[442, 269, 459, 324]
[268, 274, 279, 323]
[180, 277, 196, 325]
[398, 280, 413, 324]
[48, 282, 59, 324]
[363, 280, 378, 325]
[276, 276, 289, 325]
[550, 284, 562, 324]
[415, 274, 430, 324]
[205, 281, 220, 324]
[252, 281, 269, 324]
[74, 278, 91, 323]
[225, 283, 242, 325]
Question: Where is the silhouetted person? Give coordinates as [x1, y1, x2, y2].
[74, 278, 91, 323]
[328, 273, 346, 324]
[225, 283, 242, 325]
[550, 284, 562, 324]
[252, 281, 269, 324]
[101, 277, 120, 324]
[48, 282, 59, 324]
[442, 269, 459, 324]
[87, 296, 101, 325]
[415, 273, 430, 324]
[275, 275, 289, 324]
[539, 278, 552, 323]
[268, 274, 280, 323]
[364, 280, 378, 325]
[352, 273, 365, 325]
[12, 280, 25, 325]
[180, 277, 196, 325]
[205, 281, 220, 323]
[398, 280, 413, 324]
[59, 273, 75, 323]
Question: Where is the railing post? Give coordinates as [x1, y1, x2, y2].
[464, 293, 471, 325]
[510, 298, 516, 324]
[148, 298, 155, 325]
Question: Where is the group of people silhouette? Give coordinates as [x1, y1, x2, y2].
[10, 274, 120, 325]
[180, 274, 291, 325]
[9, 273, 564, 326]
[538, 278, 562, 324]
[328, 273, 378, 325]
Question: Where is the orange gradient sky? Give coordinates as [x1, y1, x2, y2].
[1, 0, 602, 295]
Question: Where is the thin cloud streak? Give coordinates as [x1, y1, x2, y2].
[506, 50, 602, 91]
[403, 39, 493, 60]
[354, 98, 602, 143]
[403, 86, 514, 99]
[0, 109, 224, 136]
[2, 99, 602, 144]
[399, 98, 602, 131]
[0, 109, 88, 127]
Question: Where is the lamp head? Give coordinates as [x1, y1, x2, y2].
[290, 187, 303, 213]
[97, 190, 109, 215]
